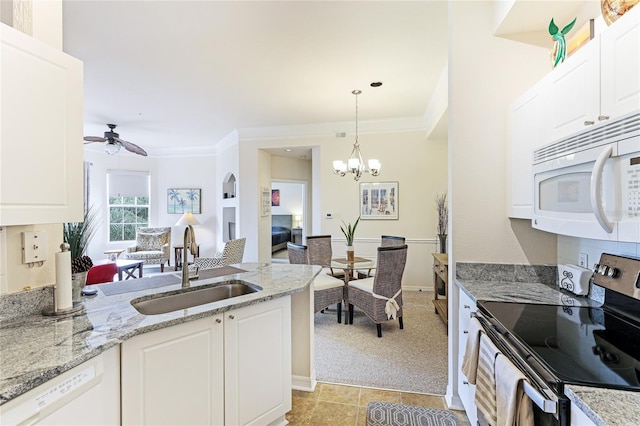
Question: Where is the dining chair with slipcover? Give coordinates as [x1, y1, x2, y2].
[346, 244, 408, 337]
[358, 235, 406, 278]
[192, 237, 246, 270]
[287, 242, 345, 323]
[125, 227, 171, 272]
[305, 235, 344, 278]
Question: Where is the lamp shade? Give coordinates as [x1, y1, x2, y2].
[175, 212, 200, 227]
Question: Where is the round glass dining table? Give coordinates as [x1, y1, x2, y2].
[329, 257, 376, 285]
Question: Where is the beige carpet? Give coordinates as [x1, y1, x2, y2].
[314, 290, 448, 395]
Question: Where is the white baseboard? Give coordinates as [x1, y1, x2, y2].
[292, 374, 317, 392]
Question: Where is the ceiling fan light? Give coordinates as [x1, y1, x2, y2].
[105, 141, 121, 156]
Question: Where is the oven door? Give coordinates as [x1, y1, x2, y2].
[473, 312, 570, 426]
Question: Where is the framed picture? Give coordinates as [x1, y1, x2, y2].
[167, 188, 201, 214]
[360, 182, 398, 220]
[261, 186, 271, 216]
[272, 189, 280, 206]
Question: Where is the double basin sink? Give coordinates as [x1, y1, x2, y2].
[132, 280, 262, 315]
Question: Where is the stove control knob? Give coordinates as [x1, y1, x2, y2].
[598, 265, 608, 275]
[607, 267, 618, 278]
[593, 263, 600, 273]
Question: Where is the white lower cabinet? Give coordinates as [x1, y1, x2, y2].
[122, 296, 292, 426]
[457, 290, 478, 426]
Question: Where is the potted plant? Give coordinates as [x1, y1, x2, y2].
[435, 193, 448, 253]
[340, 216, 360, 262]
[63, 206, 99, 301]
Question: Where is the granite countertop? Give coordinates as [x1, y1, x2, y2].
[455, 262, 635, 426]
[0, 263, 320, 405]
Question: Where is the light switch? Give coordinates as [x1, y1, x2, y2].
[22, 231, 48, 264]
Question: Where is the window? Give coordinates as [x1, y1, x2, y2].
[107, 170, 150, 242]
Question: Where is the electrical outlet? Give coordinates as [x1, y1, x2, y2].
[579, 253, 588, 268]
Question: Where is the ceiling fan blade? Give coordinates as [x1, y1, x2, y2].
[84, 136, 107, 143]
[115, 137, 148, 156]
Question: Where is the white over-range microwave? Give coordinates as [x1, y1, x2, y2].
[532, 111, 640, 242]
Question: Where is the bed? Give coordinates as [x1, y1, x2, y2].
[272, 215, 292, 252]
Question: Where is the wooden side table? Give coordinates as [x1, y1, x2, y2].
[174, 244, 199, 271]
[432, 253, 448, 326]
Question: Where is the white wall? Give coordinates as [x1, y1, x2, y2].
[558, 236, 640, 270]
[271, 182, 304, 217]
[84, 149, 219, 262]
[230, 127, 448, 291]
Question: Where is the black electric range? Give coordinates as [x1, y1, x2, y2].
[475, 253, 640, 425]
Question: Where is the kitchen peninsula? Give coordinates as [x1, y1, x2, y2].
[0, 263, 320, 425]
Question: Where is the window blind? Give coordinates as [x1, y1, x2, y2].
[107, 170, 150, 198]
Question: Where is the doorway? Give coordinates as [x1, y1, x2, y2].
[271, 180, 306, 263]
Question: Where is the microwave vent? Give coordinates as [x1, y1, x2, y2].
[533, 112, 640, 164]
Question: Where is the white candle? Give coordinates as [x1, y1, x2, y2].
[55, 246, 73, 311]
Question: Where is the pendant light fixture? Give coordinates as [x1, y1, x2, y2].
[333, 90, 381, 181]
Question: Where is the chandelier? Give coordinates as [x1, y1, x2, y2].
[333, 90, 381, 181]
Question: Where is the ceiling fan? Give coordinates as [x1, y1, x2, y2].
[84, 124, 148, 156]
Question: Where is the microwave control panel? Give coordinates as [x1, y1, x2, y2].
[625, 155, 640, 218]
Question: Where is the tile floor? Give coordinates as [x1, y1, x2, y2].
[286, 382, 470, 426]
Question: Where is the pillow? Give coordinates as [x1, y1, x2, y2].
[137, 232, 165, 250]
[272, 226, 289, 233]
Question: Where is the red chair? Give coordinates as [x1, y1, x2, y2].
[86, 263, 118, 285]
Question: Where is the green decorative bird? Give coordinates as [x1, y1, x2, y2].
[549, 17, 577, 67]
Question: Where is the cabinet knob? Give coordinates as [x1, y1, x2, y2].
[598, 115, 610, 121]
[584, 120, 595, 126]
[464, 305, 470, 309]
[463, 381, 469, 385]
[229, 315, 235, 320]
[463, 330, 469, 334]
[215, 318, 222, 324]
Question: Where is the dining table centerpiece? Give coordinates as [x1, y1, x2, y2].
[340, 216, 360, 262]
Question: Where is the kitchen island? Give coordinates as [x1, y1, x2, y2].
[0, 263, 320, 425]
[456, 265, 639, 426]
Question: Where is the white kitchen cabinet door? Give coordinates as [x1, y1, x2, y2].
[600, 5, 640, 120]
[224, 296, 292, 426]
[546, 38, 600, 143]
[0, 23, 84, 226]
[457, 290, 477, 426]
[121, 315, 225, 426]
[508, 79, 547, 219]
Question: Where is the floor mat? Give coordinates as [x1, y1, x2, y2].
[366, 401, 460, 426]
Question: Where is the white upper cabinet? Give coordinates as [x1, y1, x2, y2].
[600, 5, 640, 119]
[546, 37, 601, 142]
[0, 23, 83, 226]
[508, 79, 547, 219]
[546, 7, 640, 143]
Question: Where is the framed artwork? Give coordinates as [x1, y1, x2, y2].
[167, 188, 201, 214]
[360, 182, 398, 220]
[272, 189, 280, 206]
[261, 186, 271, 216]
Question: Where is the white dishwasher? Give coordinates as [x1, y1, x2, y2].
[0, 346, 120, 425]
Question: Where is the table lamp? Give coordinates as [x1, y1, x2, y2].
[175, 212, 200, 227]
[294, 215, 302, 228]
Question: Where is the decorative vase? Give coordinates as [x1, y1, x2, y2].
[438, 234, 447, 254]
[600, 0, 639, 26]
[346, 245, 355, 262]
[71, 271, 88, 303]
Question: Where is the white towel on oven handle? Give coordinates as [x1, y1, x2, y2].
[495, 353, 534, 426]
[461, 316, 483, 384]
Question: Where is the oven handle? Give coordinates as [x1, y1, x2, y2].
[590, 145, 614, 234]
[473, 314, 558, 414]
[522, 381, 557, 413]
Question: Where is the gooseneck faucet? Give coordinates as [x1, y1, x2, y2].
[182, 225, 198, 288]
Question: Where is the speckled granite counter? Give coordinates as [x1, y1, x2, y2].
[0, 263, 320, 405]
[455, 262, 636, 426]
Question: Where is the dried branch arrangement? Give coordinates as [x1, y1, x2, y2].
[435, 193, 448, 236]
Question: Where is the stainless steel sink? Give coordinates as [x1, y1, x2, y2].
[132, 280, 261, 315]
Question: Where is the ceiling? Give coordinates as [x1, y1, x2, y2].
[62, 1, 448, 157]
